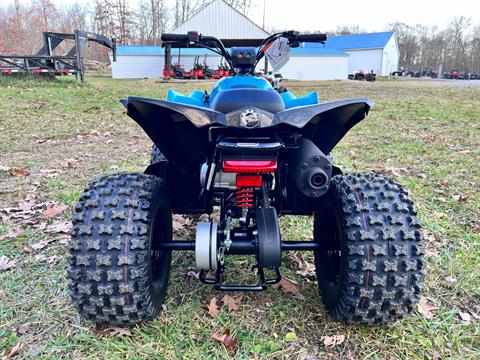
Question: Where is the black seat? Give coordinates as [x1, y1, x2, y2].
[209, 88, 285, 113]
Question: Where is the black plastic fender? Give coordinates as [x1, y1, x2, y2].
[274, 99, 374, 154]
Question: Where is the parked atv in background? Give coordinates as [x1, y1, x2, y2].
[468, 72, 480, 80]
[349, 70, 376, 81]
[162, 51, 192, 79]
[68, 30, 425, 327]
[443, 69, 461, 79]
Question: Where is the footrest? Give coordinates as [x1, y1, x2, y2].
[199, 267, 281, 292]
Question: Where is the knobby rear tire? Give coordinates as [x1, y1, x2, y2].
[68, 173, 172, 326]
[314, 172, 425, 324]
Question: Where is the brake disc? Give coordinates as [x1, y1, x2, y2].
[195, 222, 218, 271]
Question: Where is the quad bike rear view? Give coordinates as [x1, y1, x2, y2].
[68, 30, 425, 327]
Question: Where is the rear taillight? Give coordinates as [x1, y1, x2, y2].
[223, 160, 277, 173]
[236, 174, 262, 187]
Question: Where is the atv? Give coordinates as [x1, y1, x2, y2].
[68, 30, 425, 327]
[349, 70, 376, 81]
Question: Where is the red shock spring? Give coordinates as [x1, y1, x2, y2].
[236, 188, 254, 208]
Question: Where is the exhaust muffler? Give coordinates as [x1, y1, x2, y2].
[290, 138, 332, 198]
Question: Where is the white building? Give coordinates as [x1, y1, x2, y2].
[111, 0, 397, 80]
[305, 32, 399, 76]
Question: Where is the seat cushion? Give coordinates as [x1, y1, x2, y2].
[209, 88, 285, 113]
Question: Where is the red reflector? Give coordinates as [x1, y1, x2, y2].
[236, 174, 262, 187]
[223, 160, 277, 173]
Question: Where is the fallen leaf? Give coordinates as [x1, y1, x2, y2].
[288, 251, 304, 269]
[211, 329, 237, 350]
[17, 322, 31, 335]
[34, 254, 59, 264]
[458, 311, 472, 323]
[272, 276, 302, 295]
[0, 229, 23, 241]
[42, 204, 68, 220]
[0, 255, 16, 272]
[452, 194, 468, 202]
[0, 290, 5, 298]
[17, 199, 36, 211]
[208, 297, 219, 318]
[323, 334, 345, 348]
[58, 235, 70, 246]
[104, 327, 132, 337]
[373, 166, 409, 177]
[45, 221, 72, 234]
[445, 275, 456, 283]
[296, 261, 316, 278]
[5, 342, 25, 358]
[222, 294, 243, 312]
[9, 167, 30, 177]
[31, 238, 56, 250]
[417, 297, 437, 319]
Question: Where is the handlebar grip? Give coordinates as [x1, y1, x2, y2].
[296, 33, 327, 43]
[161, 33, 189, 42]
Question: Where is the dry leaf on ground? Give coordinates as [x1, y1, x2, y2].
[272, 276, 302, 295]
[31, 238, 57, 250]
[16, 322, 31, 335]
[208, 297, 219, 318]
[222, 294, 243, 312]
[45, 221, 72, 234]
[452, 194, 468, 202]
[296, 261, 316, 278]
[0, 229, 23, 241]
[42, 204, 68, 220]
[104, 327, 133, 337]
[34, 254, 59, 264]
[211, 329, 237, 350]
[8, 167, 30, 177]
[323, 334, 345, 348]
[458, 311, 472, 323]
[4, 342, 25, 358]
[417, 297, 437, 319]
[0, 255, 16, 272]
[288, 251, 304, 269]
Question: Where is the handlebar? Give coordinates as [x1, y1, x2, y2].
[295, 33, 327, 43]
[160, 33, 189, 42]
[161, 30, 328, 73]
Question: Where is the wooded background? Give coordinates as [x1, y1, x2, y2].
[1, 0, 479, 72]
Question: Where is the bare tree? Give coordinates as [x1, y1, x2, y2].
[335, 25, 366, 35]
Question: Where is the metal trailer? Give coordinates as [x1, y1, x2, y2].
[0, 30, 116, 82]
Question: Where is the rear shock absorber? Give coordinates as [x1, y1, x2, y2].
[236, 187, 254, 208]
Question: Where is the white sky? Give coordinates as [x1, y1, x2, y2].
[3, 0, 480, 32]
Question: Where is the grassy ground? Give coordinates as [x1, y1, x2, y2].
[0, 75, 479, 359]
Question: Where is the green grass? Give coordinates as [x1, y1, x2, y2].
[0, 75, 479, 359]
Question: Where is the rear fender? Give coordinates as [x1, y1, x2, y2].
[273, 99, 373, 154]
[122, 96, 226, 164]
[122, 96, 222, 213]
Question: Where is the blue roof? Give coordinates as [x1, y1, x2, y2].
[303, 32, 394, 50]
[291, 47, 347, 56]
[117, 45, 347, 57]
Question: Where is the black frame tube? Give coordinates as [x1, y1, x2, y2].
[155, 240, 320, 253]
